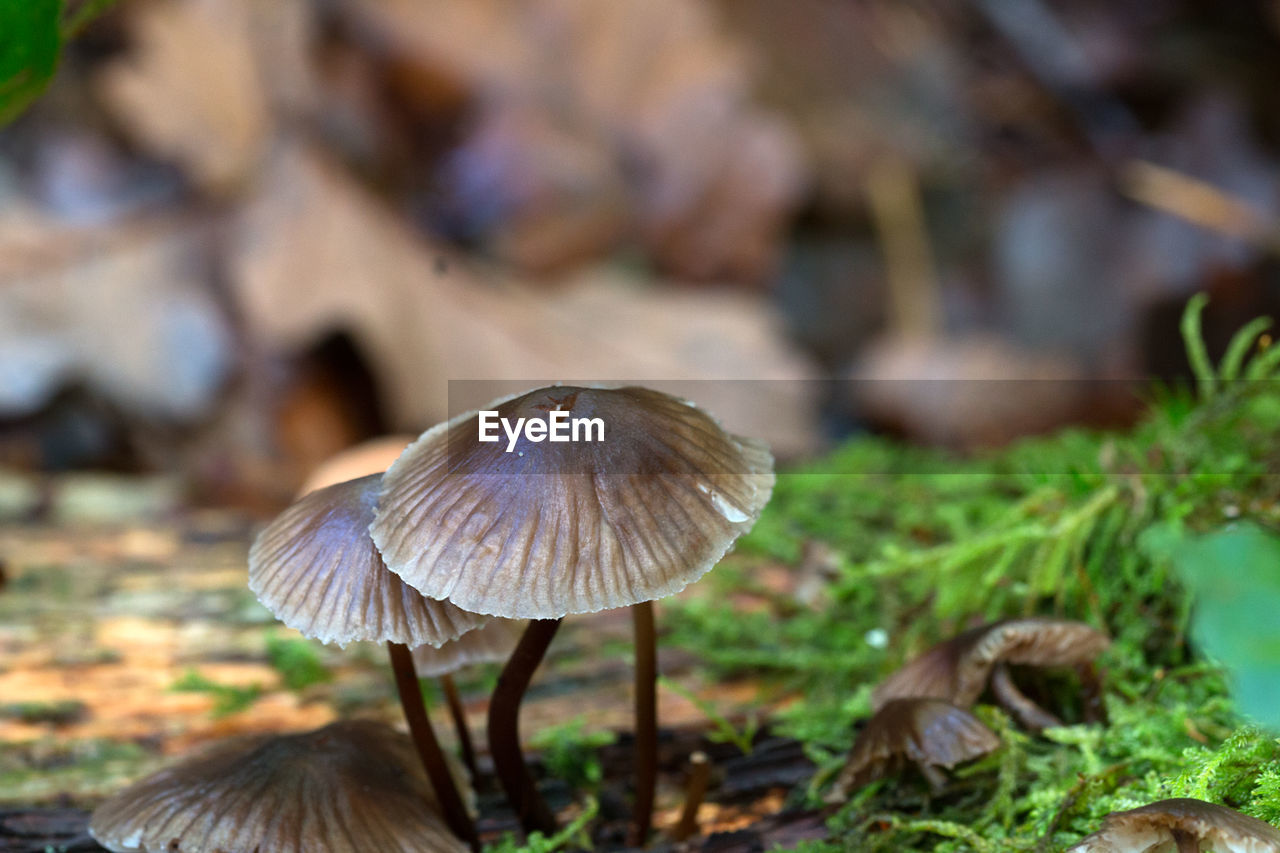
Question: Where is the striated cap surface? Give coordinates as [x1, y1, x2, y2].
[249, 474, 486, 646]
[89, 719, 467, 853]
[371, 385, 774, 618]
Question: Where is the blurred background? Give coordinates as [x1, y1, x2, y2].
[3, 0, 1280, 506]
[4, 4, 1280, 839]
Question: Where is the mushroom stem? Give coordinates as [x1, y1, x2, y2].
[1171, 828, 1202, 853]
[990, 663, 1063, 732]
[630, 599, 658, 846]
[489, 618, 561, 836]
[387, 642, 479, 851]
[917, 761, 948, 793]
[1076, 662, 1108, 725]
[439, 673, 478, 779]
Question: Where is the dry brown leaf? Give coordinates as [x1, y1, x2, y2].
[97, 0, 279, 193]
[341, 0, 805, 281]
[230, 144, 820, 457]
[0, 215, 232, 420]
[852, 334, 1086, 448]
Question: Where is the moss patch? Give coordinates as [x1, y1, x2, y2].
[663, 301, 1280, 850]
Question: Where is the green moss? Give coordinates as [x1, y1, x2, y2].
[0, 700, 87, 725]
[169, 669, 262, 717]
[0, 738, 155, 805]
[667, 300, 1280, 851]
[528, 717, 616, 791]
[265, 634, 333, 691]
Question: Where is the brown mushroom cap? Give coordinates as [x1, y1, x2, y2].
[371, 385, 774, 618]
[248, 474, 487, 647]
[832, 698, 1000, 796]
[89, 720, 467, 853]
[1067, 797, 1280, 852]
[872, 618, 1111, 710]
[411, 617, 525, 678]
[297, 434, 416, 497]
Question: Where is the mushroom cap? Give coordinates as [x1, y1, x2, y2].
[834, 698, 1000, 794]
[297, 434, 417, 497]
[248, 474, 487, 647]
[411, 617, 525, 678]
[872, 618, 1111, 710]
[89, 719, 467, 853]
[1067, 798, 1280, 852]
[371, 385, 775, 618]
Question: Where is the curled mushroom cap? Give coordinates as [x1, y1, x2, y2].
[1067, 798, 1280, 853]
[831, 698, 1000, 798]
[371, 385, 775, 618]
[411, 617, 525, 678]
[248, 474, 487, 647]
[89, 720, 467, 853]
[872, 618, 1111, 710]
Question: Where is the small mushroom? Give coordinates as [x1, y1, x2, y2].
[248, 474, 484, 848]
[89, 720, 467, 853]
[412, 618, 525, 778]
[296, 434, 418, 497]
[1067, 798, 1280, 853]
[828, 698, 1000, 800]
[295, 437, 500, 779]
[872, 618, 1110, 731]
[372, 384, 774, 841]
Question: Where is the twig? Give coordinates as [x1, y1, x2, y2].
[866, 156, 941, 340]
[1119, 161, 1280, 255]
[672, 751, 713, 842]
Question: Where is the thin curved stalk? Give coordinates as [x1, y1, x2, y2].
[1171, 828, 1201, 853]
[489, 618, 561, 836]
[990, 663, 1062, 732]
[388, 642, 479, 851]
[629, 600, 657, 846]
[439, 673, 478, 779]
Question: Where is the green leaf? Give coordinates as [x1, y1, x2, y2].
[1174, 523, 1280, 730]
[0, 0, 63, 125]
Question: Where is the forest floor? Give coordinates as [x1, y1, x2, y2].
[0, 473, 825, 852]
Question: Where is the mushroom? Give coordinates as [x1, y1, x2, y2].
[872, 618, 1111, 731]
[371, 384, 774, 841]
[412, 618, 525, 779]
[1067, 798, 1280, 853]
[247, 473, 484, 849]
[296, 434, 419, 497]
[828, 698, 1000, 800]
[89, 719, 467, 853]
[295, 436, 498, 775]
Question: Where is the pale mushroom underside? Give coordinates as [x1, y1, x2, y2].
[411, 616, 525, 677]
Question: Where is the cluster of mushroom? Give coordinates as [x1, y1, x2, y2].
[88, 384, 774, 852]
[830, 621, 1280, 852]
[830, 618, 1110, 799]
